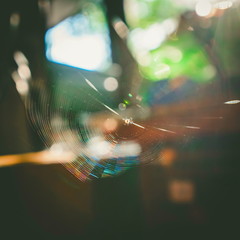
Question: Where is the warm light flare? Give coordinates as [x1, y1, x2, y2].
[0, 150, 75, 167]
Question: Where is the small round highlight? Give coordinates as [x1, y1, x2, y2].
[103, 118, 118, 132]
[104, 77, 119, 92]
[118, 103, 127, 111]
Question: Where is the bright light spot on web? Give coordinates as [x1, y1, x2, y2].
[123, 117, 133, 125]
[224, 99, 240, 104]
[154, 64, 171, 78]
[113, 141, 142, 157]
[86, 136, 112, 159]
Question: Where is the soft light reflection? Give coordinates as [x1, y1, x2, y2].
[113, 18, 129, 39]
[17, 64, 31, 80]
[103, 118, 118, 132]
[16, 81, 29, 95]
[50, 142, 68, 155]
[169, 180, 195, 203]
[12, 51, 32, 96]
[85, 137, 142, 160]
[195, 1, 213, 17]
[215, 1, 233, 9]
[106, 63, 122, 77]
[154, 64, 171, 78]
[118, 103, 127, 111]
[113, 141, 142, 157]
[165, 46, 183, 63]
[130, 25, 166, 51]
[129, 18, 178, 51]
[47, 34, 109, 71]
[203, 65, 216, 79]
[188, 26, 194, 31]
[185, 126, 200, 129]
[161, 18, 178, 35]
[10, 12, 20, 28]
[125, 0, 150, 21]
[12, 71, 29, 96]
[86, 136, 112, 159]
[159, 148, 176, 167]
[124, 0, 142, 26]
[103, 77, 119, 91]
[136, 51, 151, 66]
[224, 99, 240, 104]
[14, 51, 28, 65]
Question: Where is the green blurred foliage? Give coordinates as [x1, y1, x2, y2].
[125, 0, 215, 83]
[140, 32, 215, 82]
[125, 0, 186, 28]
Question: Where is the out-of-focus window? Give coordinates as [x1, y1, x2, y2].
[45, 2, 112, 72]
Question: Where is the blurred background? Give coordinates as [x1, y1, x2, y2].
[0, 0, 240, 239]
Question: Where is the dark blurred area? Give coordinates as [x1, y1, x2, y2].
[0, 0, 240, 239]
